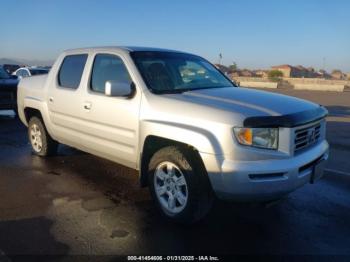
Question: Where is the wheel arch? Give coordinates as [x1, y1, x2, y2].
[24, 107, 43, 123]
[21, 95, 56, 139]
[139, 135, 208, 187]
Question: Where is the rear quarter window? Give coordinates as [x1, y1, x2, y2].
[58, 54, 88, 89]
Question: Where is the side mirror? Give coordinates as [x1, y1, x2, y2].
[105, 80, 133, 97]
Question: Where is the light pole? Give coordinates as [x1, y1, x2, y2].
[323, 57, 326, 72]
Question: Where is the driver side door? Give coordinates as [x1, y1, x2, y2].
[79, 53, 141, 169]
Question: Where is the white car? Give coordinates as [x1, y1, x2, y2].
[13, 67, 49, 79]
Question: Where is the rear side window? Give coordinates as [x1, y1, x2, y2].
[58, 54, 88, 89]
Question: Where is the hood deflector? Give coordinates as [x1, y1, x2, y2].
[243, 106, 328, 128]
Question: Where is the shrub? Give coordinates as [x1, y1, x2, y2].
[229, 63, 237, 71]
[268, 70, 283, 82]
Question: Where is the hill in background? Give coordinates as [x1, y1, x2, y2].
[0, 58, 54, 67]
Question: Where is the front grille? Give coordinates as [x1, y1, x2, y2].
[294, 122, 321, 152]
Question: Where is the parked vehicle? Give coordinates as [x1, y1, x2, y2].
[0, 65, 19, 114]
[3, 64, 21, 74]
[13, 67, 49, 79]
[17, 47, 329, 223]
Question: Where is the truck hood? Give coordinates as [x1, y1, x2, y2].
[159, 87, 326, 127]
[181, 87, 318, 116]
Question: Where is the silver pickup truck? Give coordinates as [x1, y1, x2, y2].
[17, 46, 329, 223]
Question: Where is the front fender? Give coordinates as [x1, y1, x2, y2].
[140, 120, 224, 155]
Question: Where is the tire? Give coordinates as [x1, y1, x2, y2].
[28, 116, 58, 156]
[148, 146, 214, 224]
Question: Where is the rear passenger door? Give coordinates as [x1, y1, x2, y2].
[47, 53, 89, 147]
[79, 53, 141, 169]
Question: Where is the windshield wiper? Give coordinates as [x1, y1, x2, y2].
[152, 89, 188, 95]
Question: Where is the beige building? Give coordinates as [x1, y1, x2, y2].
[271, 65, 296, 78]
[254, 70, 269, 78]
[271, 65, 318, 78]
[228, 69, 256, 78]
[331, 70, 347, 80]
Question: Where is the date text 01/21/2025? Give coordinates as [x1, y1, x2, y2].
[127, 256, 219, 261]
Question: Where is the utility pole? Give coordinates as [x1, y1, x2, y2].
[322, 57, 326, 71]
[218, 53, 222, 65]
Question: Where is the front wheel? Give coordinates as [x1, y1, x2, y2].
[28, 116, 58, 156]
[148, 146, 213, 224]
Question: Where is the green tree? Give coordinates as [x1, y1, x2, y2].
[229, 62, 237, 71]
[268, 70, 283, 82]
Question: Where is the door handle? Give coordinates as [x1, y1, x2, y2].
[49, 97, 54, 103]
[83, 102, 92, 110]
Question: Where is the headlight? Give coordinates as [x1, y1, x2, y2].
[233, 127, 278, 149]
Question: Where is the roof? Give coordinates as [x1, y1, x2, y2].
[271, 64, 293, 69]
[331, 71, 344, 75]
[296, 65, 307, 70]
[63, 46, 187, 54]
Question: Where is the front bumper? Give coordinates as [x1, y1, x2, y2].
[201, 140, 329, 201]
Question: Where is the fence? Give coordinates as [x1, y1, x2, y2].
[232, 77, 350, 92]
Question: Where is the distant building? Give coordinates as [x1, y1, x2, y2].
[228, 71, 238, 77]
[271, 64, 319, 78]
[317, 70, 332, 79]
[228, 69, 256, 78]
[331, 70, 347, 80]
[214, 64, 230, 74]
[271, 65, 297, 78]
[307, 67, 315, 76]
[240, 69, 255, 77]
[254, 70, 269, 78]
[295, 65, 309, 77]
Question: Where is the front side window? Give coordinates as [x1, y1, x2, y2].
[58, 54, 88, 89]
[90, 54, 132, 93]
[131, 51, 235, 94]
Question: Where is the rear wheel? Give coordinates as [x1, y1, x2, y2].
[148, 146, 213, 224]
[28, 116, 58, 156]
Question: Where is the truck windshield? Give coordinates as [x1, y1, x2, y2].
[131, 51, 235, 94]
[0, 67, 10, 79]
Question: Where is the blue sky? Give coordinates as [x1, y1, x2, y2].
[1, 0, 350, 71]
